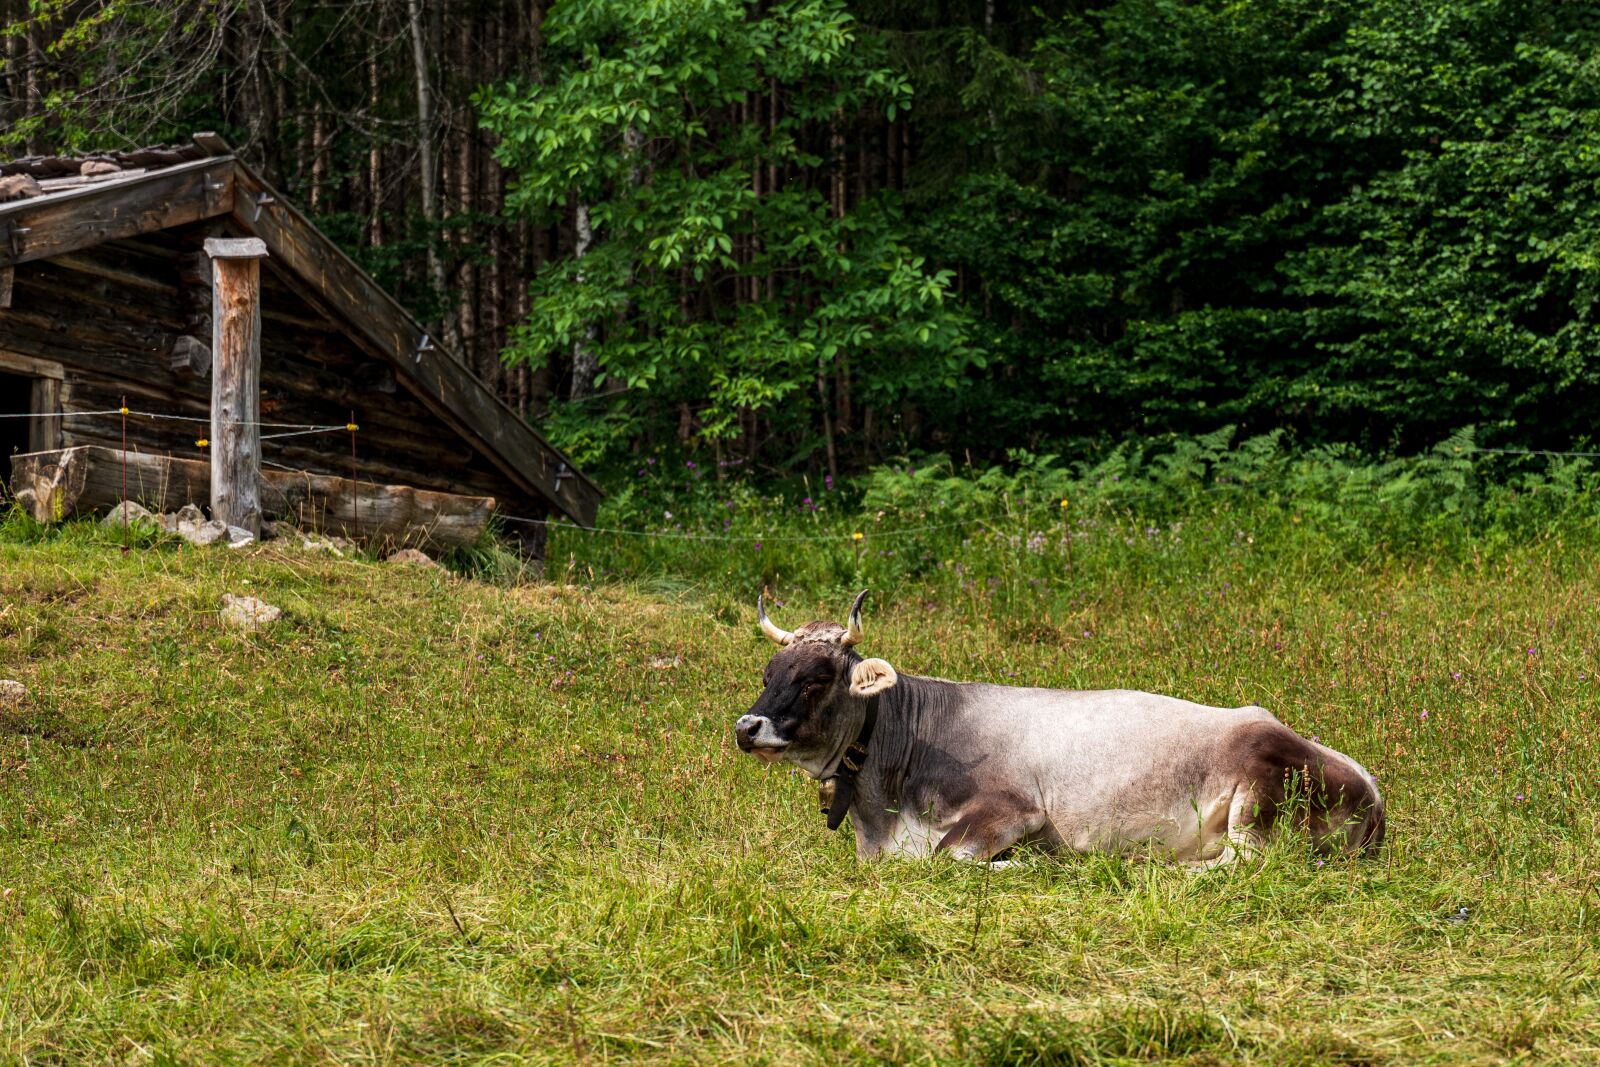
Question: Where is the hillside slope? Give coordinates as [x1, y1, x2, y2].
[2, 531, 1598, 1063]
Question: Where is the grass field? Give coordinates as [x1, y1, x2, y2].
[2, 516, 1599, 1064]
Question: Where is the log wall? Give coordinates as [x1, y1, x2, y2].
[0, 220, 550, 529]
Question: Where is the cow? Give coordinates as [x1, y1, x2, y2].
[734, 592, 1385, 868]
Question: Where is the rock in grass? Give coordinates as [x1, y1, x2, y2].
[300, 533, 358, 557]
[102, 501, 155, 527]
[220, 594, 281, 632]
[186, 519, 230, 546]
[163, 503, 204, 533]
[225, 525, 256, 548]
[387, 548, 442, 570]
[162, 504, 230, 545]
[0, 680, 25, 707]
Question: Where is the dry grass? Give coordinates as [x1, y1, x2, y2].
[1, 520, 1598, 1064]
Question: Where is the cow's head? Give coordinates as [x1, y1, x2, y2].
[734, 590, 898, 776]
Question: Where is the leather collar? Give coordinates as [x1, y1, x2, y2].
[821, 694, 878, 830]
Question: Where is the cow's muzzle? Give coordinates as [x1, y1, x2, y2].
[735, 714, 786, 761]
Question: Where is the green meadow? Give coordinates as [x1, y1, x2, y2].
[2, 491, 1598, 1064]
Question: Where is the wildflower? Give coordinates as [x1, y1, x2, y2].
[663, 511, 673, 520]
[853, 532, 864, 541]
[1515, 792, 1525, 803]
[1060, 498, 1069, 509]
[686, 460, 696, 469]
[1314, 859, 1325, 868]
[1452, 671, 1462, 681]
[646, 457, 655, 465]
[1420, 711, 1429, 721]
[1528, 647, 1537, 656]
[825, 474, 834, 491]
[754, 541, 762, 551]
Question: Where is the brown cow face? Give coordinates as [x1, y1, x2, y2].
[734, 621, 899, 768]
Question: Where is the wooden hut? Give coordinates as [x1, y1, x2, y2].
[0, 133, 598, 555]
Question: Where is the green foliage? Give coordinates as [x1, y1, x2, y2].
[547, 428, 1600, 606]
[0, 0, 227, 153]
[480, 0, 973, 443]
[912, 0, 1600, 452]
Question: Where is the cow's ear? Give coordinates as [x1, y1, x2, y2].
[850, 657, 898, 696]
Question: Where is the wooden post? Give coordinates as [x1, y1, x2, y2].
[28, 377, 60, 453]
[204, 236, 269, 536]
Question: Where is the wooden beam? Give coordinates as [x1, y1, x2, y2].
[206, 236, 267, 536]
[191, 131, 232, 157]
[0, 158, 234, 267]
[0, 349, 63, 379]
[0, 265, 11, 308]
[226, 162, 601, 525]
[171, 334, 211, 377]
[8, 445, 495, 549]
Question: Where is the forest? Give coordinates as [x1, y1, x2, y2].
[4, 0, 1599, 481]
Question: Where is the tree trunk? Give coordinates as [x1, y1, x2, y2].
[407, 0, 448, 321]
[816, 363, 838, 481]
[568, 201, 599, 399]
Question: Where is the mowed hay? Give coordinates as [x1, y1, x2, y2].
[1, 527, 1598, 1064]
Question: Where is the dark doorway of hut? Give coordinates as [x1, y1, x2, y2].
[1, 372, 30, 460]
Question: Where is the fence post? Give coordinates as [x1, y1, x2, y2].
[204, 237, 269, 536]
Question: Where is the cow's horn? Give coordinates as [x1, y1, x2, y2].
[841, 589, 869, 647]
[758, 592, 794, 647]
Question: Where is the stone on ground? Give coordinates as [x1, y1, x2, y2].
[387, 548, 443, 570]
[225, 525, 256, 547]
[0, 680, 25, 707]
[102, 501, 155, 527]
[220, 594, 281, 632]
[185, 519, 230, 546]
